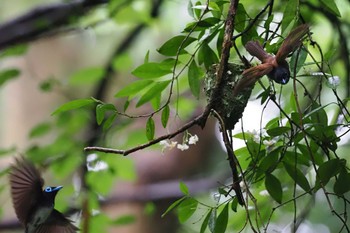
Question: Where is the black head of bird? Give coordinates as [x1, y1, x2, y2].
[9, 157, 79, 233]
[242, 24, 309, 85]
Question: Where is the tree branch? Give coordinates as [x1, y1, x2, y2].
[0, 0, 107, 51]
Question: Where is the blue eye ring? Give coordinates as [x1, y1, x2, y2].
[44, 187, 52, 192]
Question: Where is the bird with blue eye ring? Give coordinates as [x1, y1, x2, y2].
[9, 157, 79, 233]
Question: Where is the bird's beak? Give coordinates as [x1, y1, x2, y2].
[53, 186, 63, 191]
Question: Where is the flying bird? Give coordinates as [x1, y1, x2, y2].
[242, 24, 309, 85]
[9, 157, 79, 233]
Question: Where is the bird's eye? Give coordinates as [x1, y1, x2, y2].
[44, 187, 52, 192]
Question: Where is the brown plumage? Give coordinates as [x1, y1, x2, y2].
[242, 24, 309, 85]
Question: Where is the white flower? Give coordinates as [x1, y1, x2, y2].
[159, 140, 170, 147]
[160, 140, 177, 152]
[188, 135, 199, 145]
[263, 139, 277, 147]
[227, 70, 232, 75]
[327, 76, 340, 89]
[177, 143, 189, 151]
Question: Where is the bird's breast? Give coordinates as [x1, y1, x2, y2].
[26, 205, 54, 233]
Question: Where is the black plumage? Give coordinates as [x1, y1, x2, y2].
[9, 157, 78, 233]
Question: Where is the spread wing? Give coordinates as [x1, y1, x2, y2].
[9, 157, 44, 224]
[235, 63, 274, 96]
[245, 41, 270, 62]
[35, 209, 79, 233]
[276, 24, 309, 63]
[242, 63, 274, 80]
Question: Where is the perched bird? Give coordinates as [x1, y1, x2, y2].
[9, 157, 78, 233]
[242, 24, 309, 85]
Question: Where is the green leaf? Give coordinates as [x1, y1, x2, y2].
[96, 103, 116, 125]
[112, 53, 133, 72]
[132, 62, 172, 79]
[231, 198, 238, 212]
[86, 170, 114, 195]
[162, 196, 186, 217]
[235, 4, 247, 32]
[96, 104, 105, 125]
[319, 0, 341, 17]
[317, 159, 343, 185]
[241, 25, 258, 45]
[144, 202, 156, 215]
[103, 113, 117, 131]
[334, 168, 350, 195]
[157, 35, 196, 56]
[214, 203, 229, 233]
[198, 43, 219, 69]
[177, 198, 198, 223]
[112, 215, 136, 225]
[281, 0, 297, 32]
[284, 162, 311, 192]
[0, 69, 20, 86]
[161, 105, 170, 128]
[309, 102, 328, 126]
[209, 208, 216, 232]
[200, 210, 212, 233]
[144, 50, 150, 63]
[179, 181, 189, 195]
[259, 149, 279, 172]
[52, 98, 95, 115]
[114, 80, 153, 97]
[69, 67, 105, 85]
[146, 117, 155, 140]
[265, 173, 283, 203]
[136, 80, 171, 107]
[187, 0, 194, 18]
[29, 123, 51, 138]
[290, 47, 308, 76]
[0, 44, 28, 59]
[188, 60, 202, 98]
[266, 126, 290, 137]
[183, 17, 221, 32]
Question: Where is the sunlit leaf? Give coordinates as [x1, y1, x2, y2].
[69, 67, 105, 85]
[52, 99, 95, 115]
[214, 203, 229, 233]
[115, 80, 153, 97]
[157, 35, 196, 56]
[0, 44, 28, 59]
[112, 215, 136, 225]
[179, 181, 189, 195]
[136, 81, 171, 107]
[319, 0, 341, 17]
[161, 105, 170, 128]
[0, 69, 20, 86]
[96, 103, 116, 125]
[132, 62, 172, 79]
[200, 209, 212, 233]
[103, 113, 117, 131]
[162, 196, 186, 217]
[29, 122, 51, 138]
[146, 117, 155, 140]
[177, 198, 198, 223]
